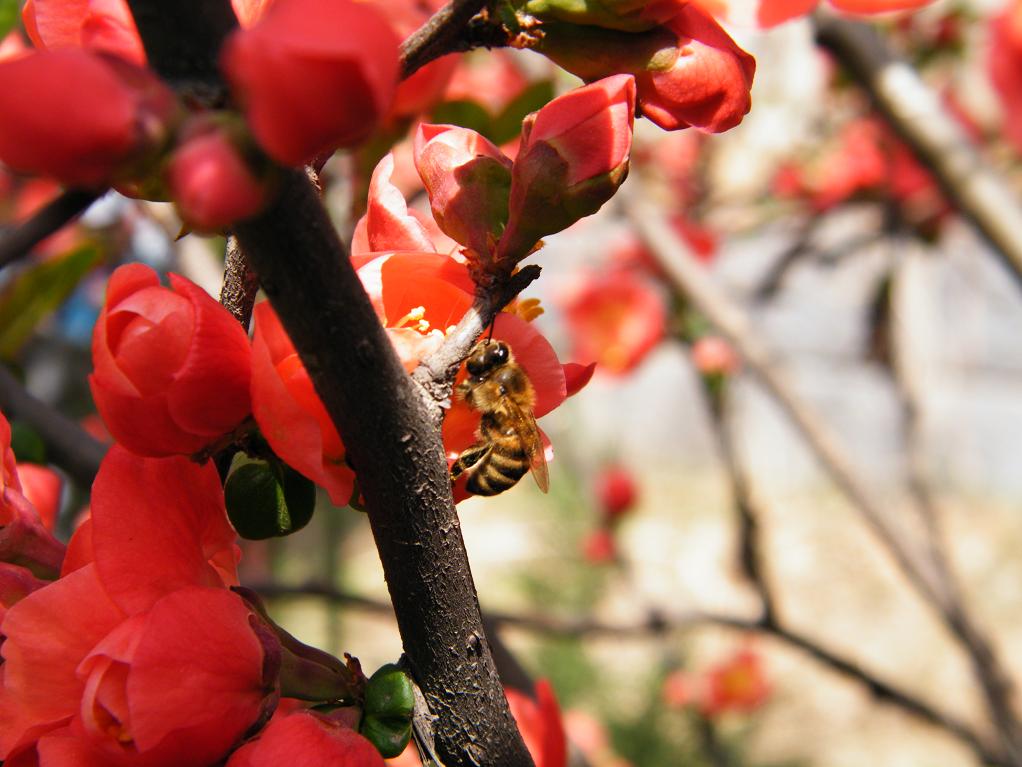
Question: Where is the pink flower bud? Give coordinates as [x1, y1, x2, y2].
[221, 0, 400, 165]
[497, 76, 635, 265]
[167, 119, 271, 233]
[0, 50, 177, 187]
[536, 3, 754, 134]
[691, 336, 740, 377]
[90, 264, 253, 456]
[413, 123, 513, 261]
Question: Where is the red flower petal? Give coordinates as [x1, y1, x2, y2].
[89, 447, 239, 615]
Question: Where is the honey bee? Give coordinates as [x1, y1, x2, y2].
[449, 339, 549, 496]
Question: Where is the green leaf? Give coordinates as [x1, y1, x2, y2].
[0, 0, 19, 40]
[0, 244, 103, 359]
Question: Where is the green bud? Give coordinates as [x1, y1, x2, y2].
[224, 460, 316, 539]
[522, 0, 655, 33]
[361, 664, 415, 758]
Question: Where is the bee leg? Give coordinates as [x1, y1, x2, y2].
[450, 443, 492, 481]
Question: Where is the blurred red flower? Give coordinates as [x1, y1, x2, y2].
[221, 0, 400, 165]
[562, 270, 667, 376]
[700, 648, 771, 716]
[0, 50, 177, 187]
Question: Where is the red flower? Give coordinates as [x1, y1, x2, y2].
[388, 681, 566, 767]
[413, 123, 513, 260]
[505, 681, 567, 767]
[370, 0, 457, 121]
[638, 1, 755, 132]
[595, 464, 638, 520]
[352, 152, 438, 256]
[756, 0, 932, 27]
[0, 50, 177, 187]
[0, 563, 48, 624]
[562, 270, 666, 375]
[226, 709, 384, 767]
[166, 120, 271, 233]
[221, 0, 400, 165]
[14, 463, 62, 532]
[22, 0, 274, 64]
[0, 450, 270, 767]
[23, 0, 147, 64]
[989, 0, 1022, 153]
[251, 301, 357, 507]
[536, 3, 754, 134]
[498, 75, 635, 265]
[90, 264, 253, 457]
[700, 648, 771, 717]
[0, 411, 65, 579]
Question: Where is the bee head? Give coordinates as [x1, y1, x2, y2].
[466, 339, 510, 378]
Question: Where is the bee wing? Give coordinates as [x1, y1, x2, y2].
[505, 399, 549, 494]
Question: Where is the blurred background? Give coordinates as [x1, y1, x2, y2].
[5, 1, 1022, 764]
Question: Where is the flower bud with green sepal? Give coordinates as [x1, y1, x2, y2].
[496, 75, 635, 267]
[360, 663, 415, 758]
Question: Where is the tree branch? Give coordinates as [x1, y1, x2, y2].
[813, 14, 1022, 293]
[255, 579, 1001, 765]
[0, 365, 107, 488]
[0, 189, 100, 271]
[399, 0, 510, 80]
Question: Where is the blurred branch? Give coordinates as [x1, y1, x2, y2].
[400, 0, 510, 79]
[814, 14, 1022, 293]
[0, 365, 107, 488]
[0, 189, 100, 271]
[889, 252, 1022, 761]
[623, 189, 1022, 765]
[257, 580, 1001, 765]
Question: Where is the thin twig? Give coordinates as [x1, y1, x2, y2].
[814, 14, 1022, 294]
[623, 189, 1020, 765]
[0, 365, 107, 488]
[0, 189, 101, 271]
[255, 580, 1000, 764]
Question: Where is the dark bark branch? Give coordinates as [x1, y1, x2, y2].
[219, 235, 259, 330]
[814, 14, 1022, 294]
[623, 188, 1018, 766]
[231, 172, 532, 766]
[0, 365, 107, 488]
[0, 189, 100, 271]
[256, 579, 1000, 765]
[127, 1, 534, 763]
[124, 0, 237, 104]
[399, 0, 510, 79]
